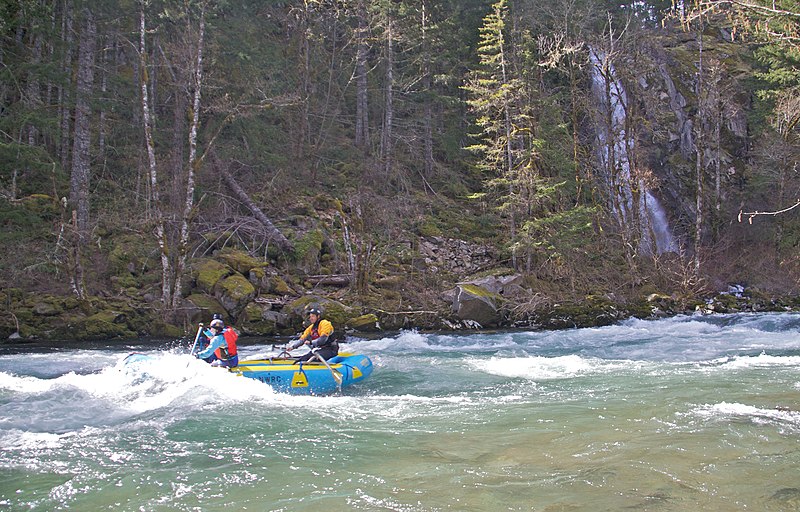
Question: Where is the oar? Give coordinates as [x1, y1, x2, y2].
[189, 323, 204, 356]
[310, 351, 343, 388]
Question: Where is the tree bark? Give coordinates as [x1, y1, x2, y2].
[139, 1, 172, 307]
[694, 27, 705, 277]
[421, 1, 434, 178]
[380, 13, 394, 176]
[59, 0, 74, 174]
[173, 6, 207, 309]
[68, 7, 96, 298]
[210, 151, 294, 253]
[354, 0, 369, 151]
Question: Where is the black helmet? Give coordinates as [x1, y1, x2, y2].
[307, 307, 322, 317]
[212, 313, 223, 321]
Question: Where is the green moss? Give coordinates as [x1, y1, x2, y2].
[416, 219, 442, 237]
[270, 276, 291, 294]
[217, 274, 256, 300]
[72, 311, 136, 340]
[460, 284, 501, 300]
[108, 233, 152, 277]
[186, 294, 226, 316]
[312, 194, 343, 212]
[292, 229, 325, 266]
[216, 248, 269, 275]
[193, 259, 233, 294]
[347, 313, 380, 332]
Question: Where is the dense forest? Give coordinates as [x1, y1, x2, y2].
[2, 0, 799, 340]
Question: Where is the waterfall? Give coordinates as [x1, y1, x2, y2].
[589, 49, 677, 255]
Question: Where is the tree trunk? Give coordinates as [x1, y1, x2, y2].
[210, 152, 294, 253]
[173, 6, 207, 309]
[59, 0, 74, 174]
[139, 1, 172, 307]
[68, 7, 96, 298]
[354, 1, 369, 151]
[421, 2, 434, 178]
[98, 34, 110, 170]
[380, 14, 394, 177]
[694, 27, 704, 277]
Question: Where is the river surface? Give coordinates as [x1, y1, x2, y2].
[1, 313, 799, 511]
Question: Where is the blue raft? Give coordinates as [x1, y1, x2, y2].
[121, 351, 373, 395]
[230, 352, 374, 395]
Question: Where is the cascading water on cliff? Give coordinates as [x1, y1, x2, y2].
[589, 48, 677, 255]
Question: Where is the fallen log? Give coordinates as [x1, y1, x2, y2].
[210, 150, 294, 253]
[306, 274, 352, 287]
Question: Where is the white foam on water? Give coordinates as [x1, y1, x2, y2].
[692, 401, 800, 430]
[350, 330, 433, 353]
[467, 355, 639, 380]
[0, 429, 69, 451]
[0, 371, 58, 393]
[716, 353, 800, 369]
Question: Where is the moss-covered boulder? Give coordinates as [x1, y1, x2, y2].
[185, 294, 227, 323]
[72, 310, 136, 340]
[215, 274, 256, 318]
[33, 300, 62, 316]
[292, 229, 325, 268]
[347, 313, 381, 332]
[284, 295, 352, 331]
[238, 302, 283, 335]
[271, 276, 292, 295]
[452, 284, 501, 327]
[108, 233, 152, 279]
[148, 320, 186, 339]
[193, 258, 234, 294]
[216, 248, 269, 275]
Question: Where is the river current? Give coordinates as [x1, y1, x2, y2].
[1, 313, 799, 511]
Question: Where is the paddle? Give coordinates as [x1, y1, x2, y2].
[189, 323, 204, 356]
[309, 350, 343, 388]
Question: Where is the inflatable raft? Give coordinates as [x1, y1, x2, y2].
[122, 351, 373, 395]
[231, 352, 373, 395]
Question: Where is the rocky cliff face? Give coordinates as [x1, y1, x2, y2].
[615, 26, 754, 246]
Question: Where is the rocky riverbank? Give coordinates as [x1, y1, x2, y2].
[3, 274, 798, 343]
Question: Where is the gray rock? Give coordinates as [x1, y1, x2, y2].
[452, 284, 500, 326]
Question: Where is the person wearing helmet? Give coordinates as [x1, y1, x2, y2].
[286, 307, 337, 362]
[195, 315, 239, 367]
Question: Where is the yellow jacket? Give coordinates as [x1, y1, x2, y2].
[301, 319, 334, 341]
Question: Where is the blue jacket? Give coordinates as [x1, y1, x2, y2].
[195, 330, 227, 360]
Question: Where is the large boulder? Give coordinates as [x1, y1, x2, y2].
[452, 284, 501, 327]
[185, 294, 227, 323]
[463, 274, 525, 297]
[284, 295, 352, 332]
[215, 274, 256, 318]
[238, 302, 289, 335]
[347, 313, 381, 332]
[216, 248, 269, 275]
[193, 258, 233, 294]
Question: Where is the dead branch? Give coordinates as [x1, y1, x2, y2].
[738, 200, 800, 224]
[209, 150, 294, 253]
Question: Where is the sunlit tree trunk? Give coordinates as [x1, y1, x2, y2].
[139, 1, 172, 307]
[172, 5, 206, 310]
